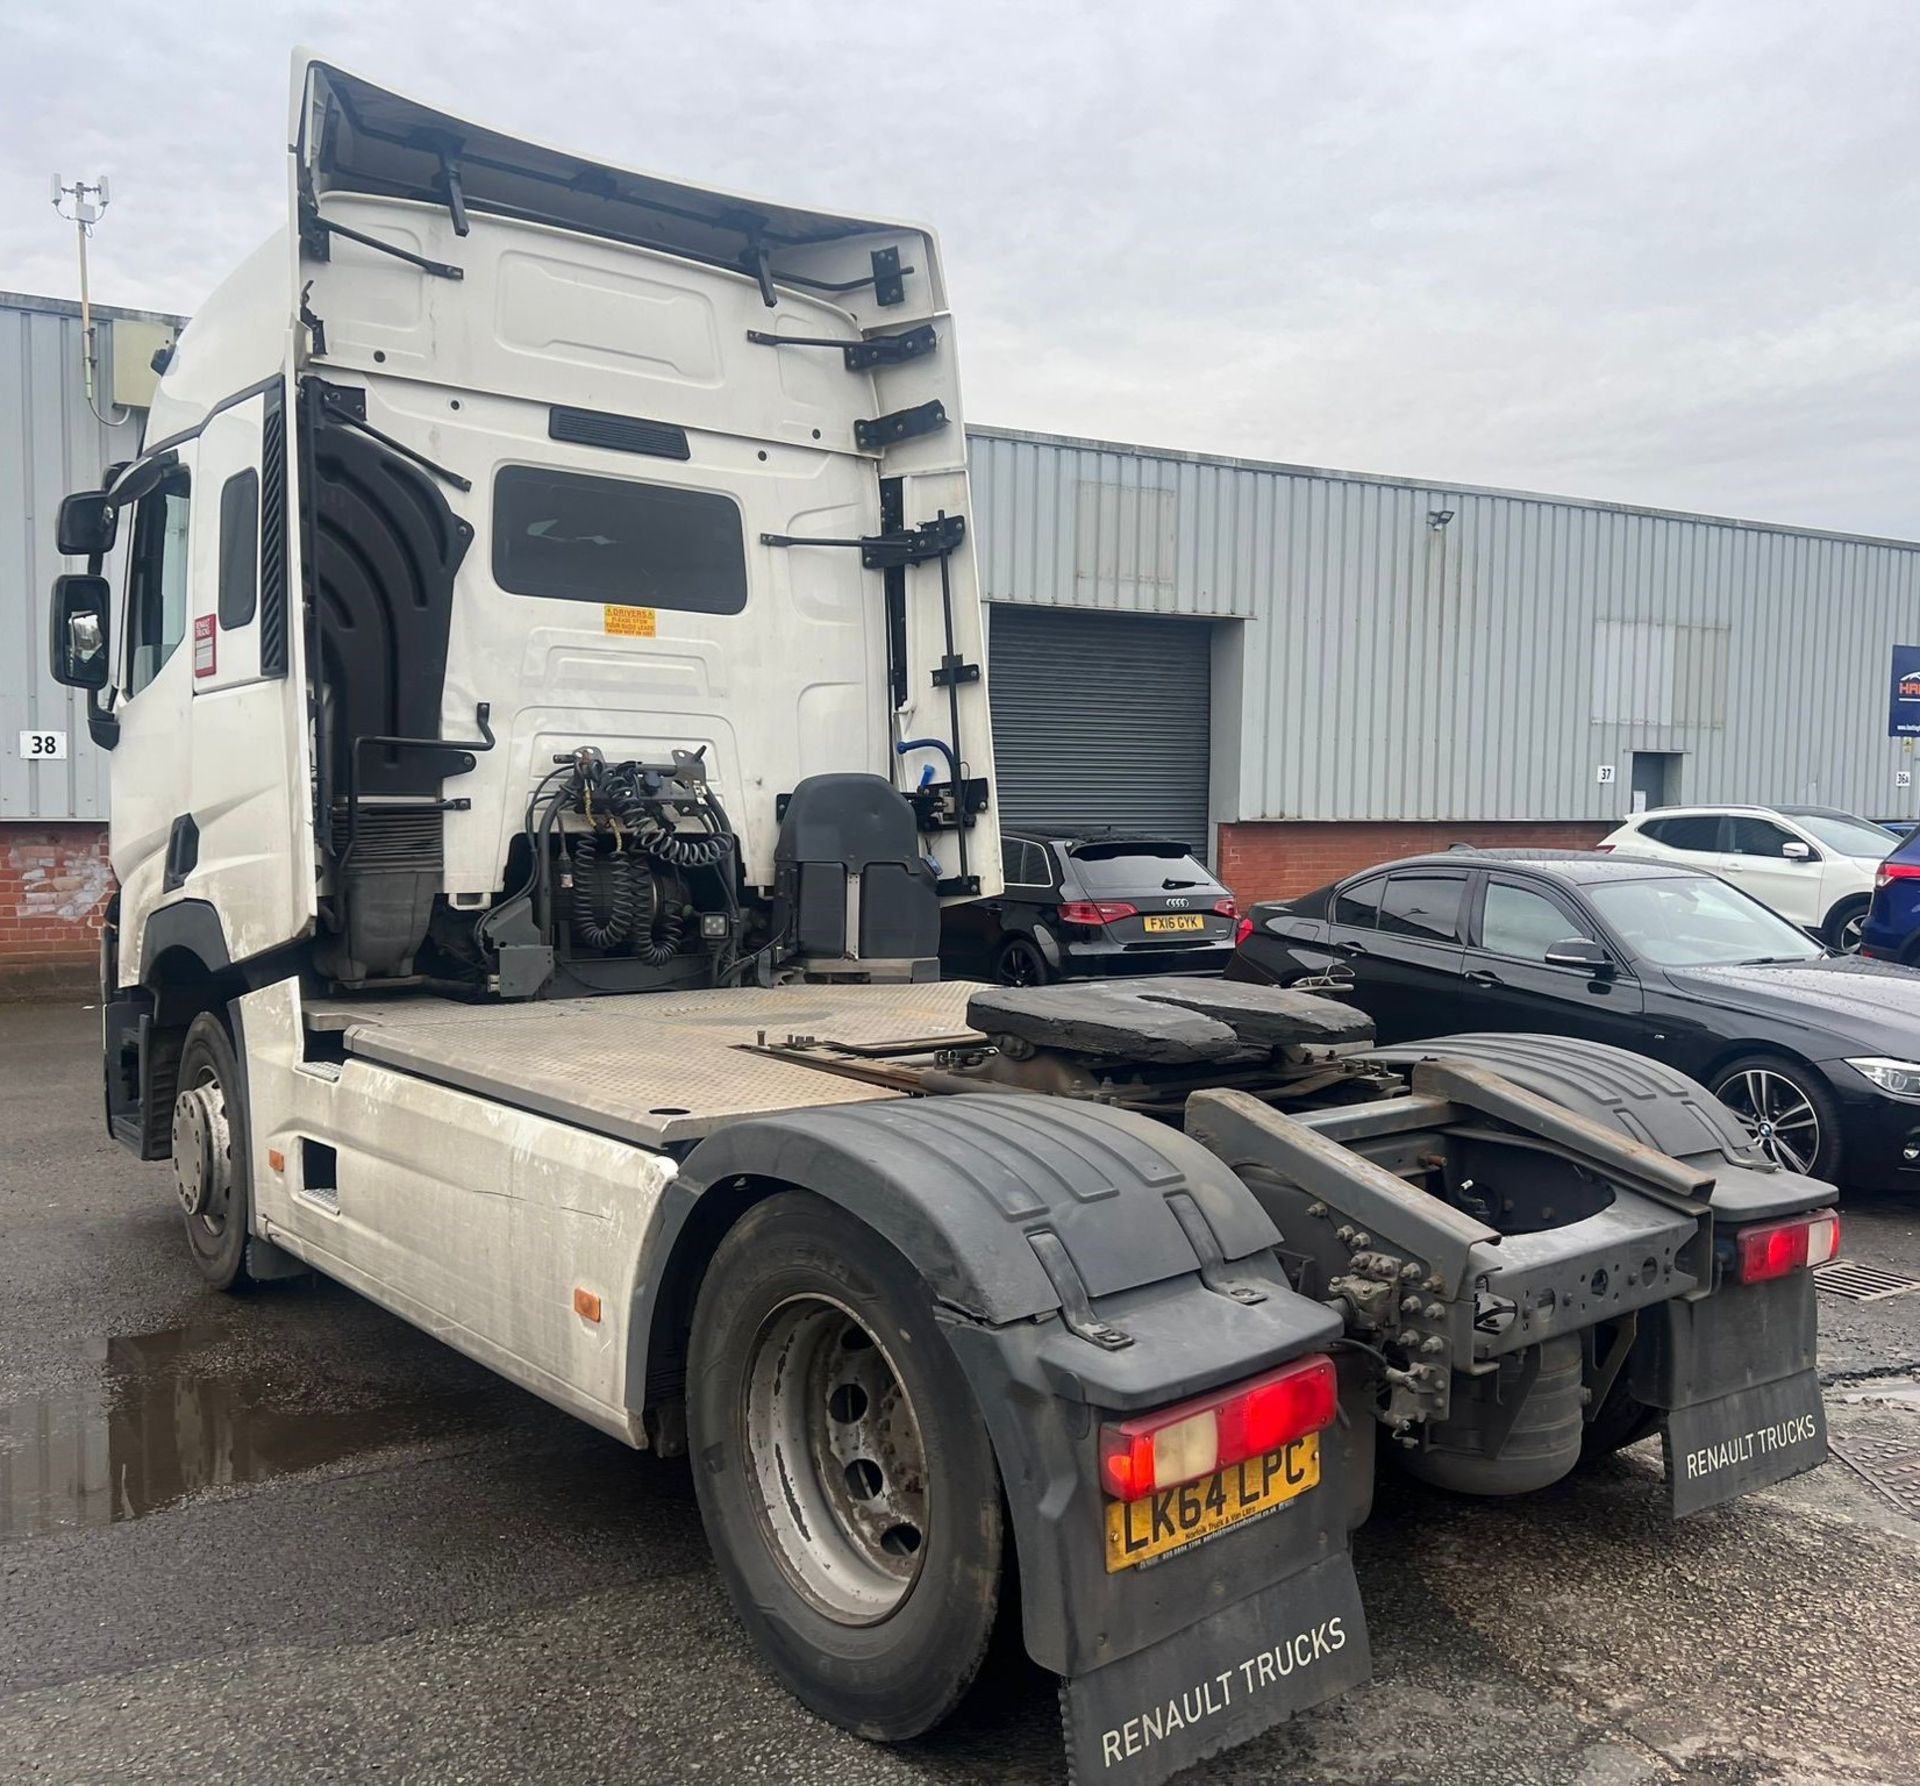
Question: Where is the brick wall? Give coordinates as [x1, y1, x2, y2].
[1218, 819, 1614, 905]
[0, 822, 112, 997]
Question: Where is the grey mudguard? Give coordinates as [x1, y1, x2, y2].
[660, 1093, 1376, 1780]
[667, 1091, 1286, 1322]
[1366, 1034, 1838, 1222]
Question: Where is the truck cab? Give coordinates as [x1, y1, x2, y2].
[53, 54, 998, 1069]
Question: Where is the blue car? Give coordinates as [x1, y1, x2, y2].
[1862, 827, 1920, 963]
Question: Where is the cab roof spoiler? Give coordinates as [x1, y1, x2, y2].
[297, 58, 924, 308]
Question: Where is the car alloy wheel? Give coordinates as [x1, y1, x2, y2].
[1714, 1067, 1822, 1175]
[995, 938, 1046, 987]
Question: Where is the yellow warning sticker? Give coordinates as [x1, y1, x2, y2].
[603, 605, 657, 637]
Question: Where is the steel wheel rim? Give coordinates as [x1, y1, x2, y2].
[743, 1294, 930, 1625]
[171, 1060, 235, 1237]
[1000, 941, 1043, 986]
[1716, 1068, 1821, 1174]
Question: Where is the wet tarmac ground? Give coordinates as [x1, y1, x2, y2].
[3, 1000, 1919, 1784]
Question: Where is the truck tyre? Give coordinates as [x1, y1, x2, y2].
[1580, 1377, 1662, 1461]
[686, 1191, 1004, 1741]
[171, 1012, 257, 1292]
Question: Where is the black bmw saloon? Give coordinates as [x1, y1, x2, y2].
[1228, 848, 1920, 1189]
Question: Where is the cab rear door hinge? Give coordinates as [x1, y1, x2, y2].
[759, 512, 965, 571]
[854, 399, 948, 453]
[745, 323, 937, 372]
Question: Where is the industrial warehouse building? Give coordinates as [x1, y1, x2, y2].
[8, 285, 1920, 992]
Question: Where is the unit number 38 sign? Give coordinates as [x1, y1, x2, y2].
[19, 730, 68, 761]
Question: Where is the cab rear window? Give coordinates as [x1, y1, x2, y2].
[492, 466, 748, 614]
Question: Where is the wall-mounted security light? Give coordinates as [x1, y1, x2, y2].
[1428, 509, 1456, 531]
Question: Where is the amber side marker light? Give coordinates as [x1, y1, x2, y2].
[1099, 1354, 1339, 1503]
[1731, 1213, 1840, 1284]
[266, 1148, 285, 1173]
[573, 1287, 603, 1323]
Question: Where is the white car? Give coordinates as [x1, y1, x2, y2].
[1597, 804, 1892, 951]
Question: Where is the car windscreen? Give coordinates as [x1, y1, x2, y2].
[1067, 845, 1216, 895]
[1788, 812, 1895, 860]
[1585, 875, 1825, 967]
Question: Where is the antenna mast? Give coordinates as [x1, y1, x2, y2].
[51, 175, 127, 427]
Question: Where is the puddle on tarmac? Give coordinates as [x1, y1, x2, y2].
[0, 1323, 487, 1540]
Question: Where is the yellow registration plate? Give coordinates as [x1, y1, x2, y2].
[1142, 914, 1206, 933]
[1103, 1436, 1320, 1572]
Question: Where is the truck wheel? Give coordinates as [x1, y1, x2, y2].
[171, 1012, 257, 1292]
[1580, 1377, 1662, 1461]
[687, 1192, 1004, 1740]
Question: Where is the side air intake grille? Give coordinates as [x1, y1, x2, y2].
[549, 406, 690, 461]
[259, 383, 289, 677]
[328, 802, 445, 868]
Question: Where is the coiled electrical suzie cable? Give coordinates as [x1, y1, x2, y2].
[630, 867, 687, 965]
[569, 835, 637, 950]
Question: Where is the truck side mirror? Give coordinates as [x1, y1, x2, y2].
[56, 490, 118, 557]
[1544, 936, 1615, 977]
[49, 574, 111, 691]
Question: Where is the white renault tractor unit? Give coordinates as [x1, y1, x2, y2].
[50, 55, 1840, 1786]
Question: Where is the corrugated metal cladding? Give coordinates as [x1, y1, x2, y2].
[988, 606, 1212, 849]
[0, 295, 172, 822]
[969, 426, 1920, 825]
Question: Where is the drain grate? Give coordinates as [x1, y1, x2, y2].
[1813, 1260, 1920, 1303]
[1830, 1435, 1920, 1520]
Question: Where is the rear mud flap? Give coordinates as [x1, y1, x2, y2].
[1664, 1366, 1828, 1517]
[1060, 1552, 1369, 1786]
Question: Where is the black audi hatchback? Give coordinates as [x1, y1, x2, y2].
[1228, 848, 1920, 1188]
[940, 828, 1239, 985]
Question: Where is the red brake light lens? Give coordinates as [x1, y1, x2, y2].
[1213, 898, 1238, 918]
[1877, 861, 1920, 890]
[1731, 1213, 1840, 1284]
[1234, 915, 1254, 946]
[1098, 1355, 1339, 1502]
[1594, 843, 1615, 853]
[1057, 900, 1137, 926]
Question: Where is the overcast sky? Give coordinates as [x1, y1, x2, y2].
[6, 1, 1918, 537]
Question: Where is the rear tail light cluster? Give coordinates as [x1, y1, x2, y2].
[1057, 900, 1137, 926]
[1876, 861, 1920, 890]
[1730, 1213, 1840, 1284]
[1098, 1354, 1338, 1502]
[1213, 899, 1238, 918]
[1234, 916, 1255, 946]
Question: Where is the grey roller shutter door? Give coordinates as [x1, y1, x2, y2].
[987, 606, 1212, 853]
